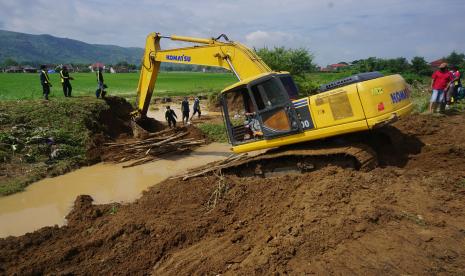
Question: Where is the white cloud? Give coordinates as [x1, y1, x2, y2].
[245, 31, 297, 48]
[0, 0, 464, 65]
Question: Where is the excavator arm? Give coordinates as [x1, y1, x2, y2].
[136, 32, 272, 117]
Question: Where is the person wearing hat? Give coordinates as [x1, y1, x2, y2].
[39, 65, 52, 100]
[59, 66, 74, 97]
[429, 63, 453, 113]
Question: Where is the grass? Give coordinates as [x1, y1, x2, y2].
[306, 71, 354, 83]
[0, 72, 236, 100]
[450, 98, 465, 112]
[197, 122, 228, 143]
[408, 80, 431, 113]
[0, 97, 112, 196]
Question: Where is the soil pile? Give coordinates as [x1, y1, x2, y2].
[1, 113, 465, 275]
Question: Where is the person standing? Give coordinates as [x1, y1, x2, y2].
[95, 67, 106, 98]
[165, 106, 178, 128]
[181, 97, 190, 125]
[59, 66, 73, 97]
[451, 65, 462, 96]
[429, 63, 452, 113]
[39, 65, 52, 100]
[190, 97, 201, 120]
[445, 68, 455, 109]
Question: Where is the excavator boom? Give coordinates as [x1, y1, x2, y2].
[136, 33, 271, 116]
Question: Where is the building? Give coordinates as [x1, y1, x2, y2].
[430, 59, 446, 69]
[320, 63, 349, 72]
[22, 65, 38, 73]
[112, 66, 129, 73]
[328, 63, 349, 71]
[5, 66, 23, 73]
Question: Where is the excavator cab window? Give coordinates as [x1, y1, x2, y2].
[222, 87, 264, 144]
[251, 87, 265, 110]
[248, 77, 300, 139]
[222, 75, 302, 145]
[279, 75, 299, 100]
[251, 78, 287, 109]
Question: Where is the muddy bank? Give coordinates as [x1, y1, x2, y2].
[0, 96, 134, 195]
[1, 113, 465, 274]
[0, 143, 231, 238]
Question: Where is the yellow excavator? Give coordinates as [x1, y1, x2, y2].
[135, 33, 413, 171]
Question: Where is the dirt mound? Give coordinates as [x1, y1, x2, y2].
[98, 96, 134, 138]
[1, 113, 465, 274]
[135, 117, 165, 133]
[85, 96, 135, 162]
[185, 124, 208, 141]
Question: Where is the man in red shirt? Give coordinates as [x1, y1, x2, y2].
[430, 63, 453, 113]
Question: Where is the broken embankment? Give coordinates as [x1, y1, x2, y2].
[0, 96, 133, 195]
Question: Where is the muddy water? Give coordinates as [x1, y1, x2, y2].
[147, 103, 221, 122]
[0, 143, 231, 238]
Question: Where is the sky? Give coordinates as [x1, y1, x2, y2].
[0, 0, 464, 66]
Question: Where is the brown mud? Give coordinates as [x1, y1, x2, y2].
[85, 97, 135, 162]
[1, 113, 465, 275]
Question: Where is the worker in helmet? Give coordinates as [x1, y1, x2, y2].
[59, 66, 74, 97]
[39, 65, 52, 100]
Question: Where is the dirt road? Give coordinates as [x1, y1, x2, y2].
[1, 113, 465, 275]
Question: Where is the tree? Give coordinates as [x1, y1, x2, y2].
[355, 57, 378, 72]
[3, 58, 18, 67]
[410, 56, 432, 76]
[445, 51, 465, 68]
[116, 61, 129, 67]
[352, 57, 412, 74]
[385, 57, 410, 73]
[255, 47, 316, 76]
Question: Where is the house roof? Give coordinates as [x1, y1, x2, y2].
[430, 59, 446, 67]
[329, 63, 348, 68]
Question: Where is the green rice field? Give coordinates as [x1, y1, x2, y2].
[0, 71, 420, 102]
[0, 72, 237, 100]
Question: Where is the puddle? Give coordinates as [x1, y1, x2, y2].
[0, 143, 231, 238]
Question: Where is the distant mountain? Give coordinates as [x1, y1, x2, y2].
[0, 30, 144, 65]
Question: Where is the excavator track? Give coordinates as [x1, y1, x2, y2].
[222, 143, 377, 177]
[176, 142, 378, 180]
[238, 143, 377, 171]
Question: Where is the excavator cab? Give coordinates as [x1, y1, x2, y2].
[221, 73, 302, 145]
